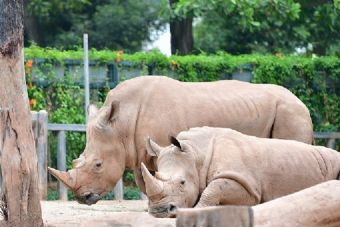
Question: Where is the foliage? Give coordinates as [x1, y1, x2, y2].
[25, 57, 91, 170]
[25, 46, 340, 134]
[173, 0, 300, 29]
[193, 1, 340, 55]
[123, 186, 141, 200]
[24, 0, 340, 55]
[26, 0, 90, 17]
[24, 0, 165, 52]
[335, 0, 340, 10]
[47, 189, 59, 200]
[123, 170, 136, 184]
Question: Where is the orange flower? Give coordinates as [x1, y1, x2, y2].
[275, 52, 283, 58]
[29, 98, 36, 109]
[26, 59, 33, 74]
[116, 50, 123, 63]
[171, 60, 178, 70]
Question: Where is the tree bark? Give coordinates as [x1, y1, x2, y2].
[177, 180, 340, 227]
[0, 0, 44, 227]
[169, 0, 193, 55]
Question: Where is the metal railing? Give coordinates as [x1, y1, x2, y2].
[32, 111, 123, 201]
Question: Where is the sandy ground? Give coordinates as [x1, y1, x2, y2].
[42, 200, 175, 227]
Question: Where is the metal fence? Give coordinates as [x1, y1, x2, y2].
[31, 111, 340, 201]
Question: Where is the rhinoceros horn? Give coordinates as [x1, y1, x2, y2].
[145, 137, 163, 157]
[48, 167, 76, 190]
[141, 162, 164, 196]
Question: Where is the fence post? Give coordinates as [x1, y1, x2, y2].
[140, 192, 148, 200]
[113, 178, 124, 200]
[57, 130, 68, 200]
[37, 110, 48, 200]
[327, 138, 336, 149]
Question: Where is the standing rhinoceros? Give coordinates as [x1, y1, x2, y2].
[48, 76, 313, 205]
[141, 127, 340, 218]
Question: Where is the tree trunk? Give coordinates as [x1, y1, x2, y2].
[0, 0, 44, 227]
[24, 0, 45, 47]
[169, 0, 193, 55]
[177, 180, 340, 227]
[253, 180, 340, 227]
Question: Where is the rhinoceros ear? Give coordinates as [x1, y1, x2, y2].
[99, 101, 120, 126]
[170, 136, 183, 151]
[107, 100, 120, 122]
[145, 137, 163, 157]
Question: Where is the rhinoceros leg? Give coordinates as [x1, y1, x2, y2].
[271, 102, 313, 144]
[195, 179, 258, 208]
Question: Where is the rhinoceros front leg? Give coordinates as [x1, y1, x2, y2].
[195, 178, 258, 208]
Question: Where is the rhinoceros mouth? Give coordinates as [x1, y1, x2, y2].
[149, 203, 177, 218]
[76, 192, 102, 205]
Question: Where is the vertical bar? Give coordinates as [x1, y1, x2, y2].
[83, 33, 90, 123]
[140, 192, 148, 200]
[57, 130, 67, 200]
[31, 111, 38, 139]
[37, 110, 48, 200]
[0, 168, 2, 193]
[327, 138, 336, 149]
[113, 178, 124, 200]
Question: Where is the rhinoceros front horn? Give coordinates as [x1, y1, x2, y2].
[141, 162, 164, 196]
[48, 167, 76, 190]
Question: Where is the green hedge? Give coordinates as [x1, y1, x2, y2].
[25, 46, 340, 133]
[25, 46, 340, 199]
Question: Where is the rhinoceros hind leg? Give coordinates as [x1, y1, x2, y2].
[272, 102, 313, 144]
[195, 179, 258, 208]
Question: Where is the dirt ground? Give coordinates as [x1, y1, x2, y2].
[41, 200, 175, 227]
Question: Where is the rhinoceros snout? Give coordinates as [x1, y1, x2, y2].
[168, 204, 177, 217]
[149, 203, 177, 218]
[76, 192, 101, 205]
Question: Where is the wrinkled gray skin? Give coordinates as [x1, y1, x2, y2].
[142, 127, 340, 218]
[48, 76, 313, 205]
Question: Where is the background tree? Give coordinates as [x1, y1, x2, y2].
[24, 0, 164, 52]
[0, 0, 44, 226]
[174, 0, 340, 55]
[23, 0, 340, 55]
[169, 0, 193, 55]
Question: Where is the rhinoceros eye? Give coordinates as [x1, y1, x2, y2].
[94, 160, 102, 168]
[180, 180, 185, 185]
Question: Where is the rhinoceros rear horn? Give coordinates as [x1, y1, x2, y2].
[72, 154, 85, 168]
[141, 162, 164, 196]
[48, 167, 76, 190]
[145, 137, 163, 157]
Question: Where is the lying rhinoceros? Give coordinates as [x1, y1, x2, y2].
[141, 127, 340, 218]
[48, 76, 313, 205]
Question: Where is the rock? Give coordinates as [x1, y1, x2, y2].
[79, 212, 175, 227]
